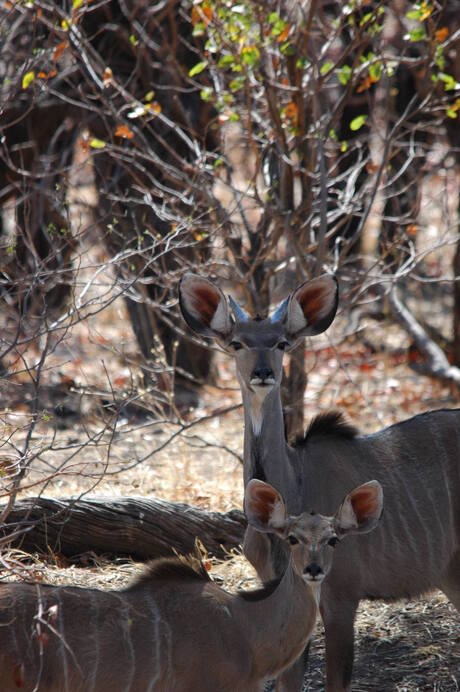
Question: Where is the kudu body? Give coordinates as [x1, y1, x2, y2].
[179, 273, 460, 691]
[0, 480, 382, 692]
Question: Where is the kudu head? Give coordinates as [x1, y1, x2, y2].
[179, 273, 338, 400]
[245, 478, 383, 585]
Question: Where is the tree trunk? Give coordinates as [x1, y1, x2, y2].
[453, 220, 460, 368]
[0, 496, 246, 562]
[282, 342, 306, 441]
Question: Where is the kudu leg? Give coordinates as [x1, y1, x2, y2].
[440, 551, 460, 612]
[322, 598, 358, 692]
[275, 644, 309, 691]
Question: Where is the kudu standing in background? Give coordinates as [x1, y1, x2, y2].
[0, 480, 382, 692]
[179, 273, 460, 691]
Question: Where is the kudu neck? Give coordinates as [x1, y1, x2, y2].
[241, 558, 317, 678]
[241, 383, 288, 486]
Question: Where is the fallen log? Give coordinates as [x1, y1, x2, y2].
[0, 496, 247, 562]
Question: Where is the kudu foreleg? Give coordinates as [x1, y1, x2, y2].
[322, 598, 358, 692]
[276, 665, 305, 691]
[275, 643, 309, 691]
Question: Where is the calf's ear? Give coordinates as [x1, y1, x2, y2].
[245, 479, 288, 536]
[334, 481, 383, 535]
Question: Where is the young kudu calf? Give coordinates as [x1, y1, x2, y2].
[179, 273, 460, 691]
[0, 480, 382, 692]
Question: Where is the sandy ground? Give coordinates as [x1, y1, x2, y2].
[2, 276, 459, 690]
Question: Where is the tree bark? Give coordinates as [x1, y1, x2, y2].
[387, 288, 460, 389]
[0, 496, 246, 562]
[282, 342, 306, 441]
[453, 236, 460, 368]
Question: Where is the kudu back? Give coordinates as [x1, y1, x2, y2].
[179, 273, 460, 691]
[0, 480, 382, 692]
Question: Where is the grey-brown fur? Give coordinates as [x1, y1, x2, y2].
[179, 273, 460, 692]
[0, 484, 327, 692]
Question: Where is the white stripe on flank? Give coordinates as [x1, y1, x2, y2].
[114, 593, 136, 692]
[145, 594, 163, 692]
[88, 592, 99, 692]
[56, 591, 69, 692]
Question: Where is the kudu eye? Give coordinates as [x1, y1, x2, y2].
[288, 535, 299, 545]
[277, 341, 289, 351]
[328, 536, 340, 548]
[230, 341, 243, 351]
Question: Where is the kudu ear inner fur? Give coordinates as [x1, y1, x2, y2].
[179, 274, 233, 339]
[286, 274, 339, 339]
[245, 479, 287, 533]
[335, 481, 383, 535]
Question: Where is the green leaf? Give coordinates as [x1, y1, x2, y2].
[22, 71, 35, 90]
[241, 46, 260, 67]
[189, 61, 208, 77]
[200, 87, 213, 102]
[218, 54, 235, 68]
[229, 77, 245, 92]
[439, 72, 457, 91]
[270, 18, 287, 37]
[90, 138, 106, 149]
[435, 45, 445, 70]
[369, 61, 382, 81]
[192, 22, 206, 37]
[72, 0, 83, 9]
[341, 141, 348, 153]
[407, 27, 427, 42]
[320, 60, 333, 76]
[338, 65, 352, 85]
[296, 57, 310, 70]
[446, 107, 458, 119]
[280, 41, 295, 56]
[359, 11, 374, 26]
[350, 115, 367, 131]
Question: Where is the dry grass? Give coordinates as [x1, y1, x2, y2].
[1, 245, 459, 690]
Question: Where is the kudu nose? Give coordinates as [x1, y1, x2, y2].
[304, 563, 323, 578]
[252, 367, 274, 382]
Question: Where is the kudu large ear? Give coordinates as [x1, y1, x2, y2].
[334, 481, 383, 536]
[244, 479, 288, 536]
[283, 275, 338, 341]
[179, 274, 233, 341]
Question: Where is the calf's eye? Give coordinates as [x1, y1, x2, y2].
[230, 341, 243, 351]
[328, 536, 340, 548]
[288, 535, 299, 545]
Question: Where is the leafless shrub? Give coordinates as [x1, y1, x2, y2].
[0, 0, 459, 550]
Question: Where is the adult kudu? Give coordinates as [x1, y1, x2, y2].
[0, 480, 382, 692]
[179, 273, 460, 691]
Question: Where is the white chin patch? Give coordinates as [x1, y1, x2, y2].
[304, 574, 325, 583]
[249, 378, 275, 388]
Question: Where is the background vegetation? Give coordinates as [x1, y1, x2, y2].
[0, 1, 459, 686]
